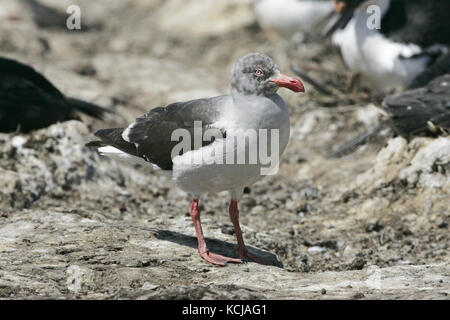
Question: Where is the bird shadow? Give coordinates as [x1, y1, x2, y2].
[154, 229, 283, 268]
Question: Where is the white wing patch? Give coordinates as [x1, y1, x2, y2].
[121, 122, 136, 143]
[98, 146, 148, 165]
[122, 121, 142, 148]
[98, 146, 172, 177]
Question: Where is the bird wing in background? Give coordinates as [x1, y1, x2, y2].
[380, 0, 450, 48]
[408, 52, 450, 89]
[328, 74, 450, 158]
[0, 57, 111, 133]
[383, 74, 450, 137]
[0, 74, 72, 133]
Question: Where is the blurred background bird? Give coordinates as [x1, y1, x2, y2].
[383, 73, 450, 138]
[315, 0, 450, 157]
[254, 0, 334, 39]
[325, 0, 450, 92]
[328, 71, 450, 157]
[0, 56, 111, 133]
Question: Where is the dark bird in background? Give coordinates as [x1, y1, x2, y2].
[383, 73, 450, 138]
[19, 0, 101, 31]
[328, 72, 450, 157]
[0, 57, 111, 133]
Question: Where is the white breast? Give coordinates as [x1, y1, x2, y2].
[172, 94, 290, 196]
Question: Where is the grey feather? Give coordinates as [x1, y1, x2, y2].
[95, 97, 229, 170]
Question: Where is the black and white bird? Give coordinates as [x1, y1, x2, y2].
[89, 53, 304, 266]
[0, 57, 111, 133]
[254, 0, 334, 38]
[327, 0, 450, 92]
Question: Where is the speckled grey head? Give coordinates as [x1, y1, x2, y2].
[230, 53, 280, 96]
[230, 53, 304, 96]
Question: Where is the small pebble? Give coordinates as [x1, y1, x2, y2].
[351, 292, 365, 300]
[349, 257, 366, 270]
[250, 206, 265, 215]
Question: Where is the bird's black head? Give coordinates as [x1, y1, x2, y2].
[230, 53, 304, 97]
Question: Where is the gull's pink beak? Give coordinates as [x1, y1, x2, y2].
[270, 73, 305, 93]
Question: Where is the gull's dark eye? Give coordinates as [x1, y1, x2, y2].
[254, 69, 264, 77]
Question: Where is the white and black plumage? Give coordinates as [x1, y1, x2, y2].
[90, 53, 305, 265]
[328, 0, 450, 91]
[254, 0, 334, 37]
[0, 57, 111, 133]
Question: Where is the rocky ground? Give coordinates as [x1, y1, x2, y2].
[0, 0, 448, 299]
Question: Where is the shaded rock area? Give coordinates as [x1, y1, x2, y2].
[0, 0, 448, 299]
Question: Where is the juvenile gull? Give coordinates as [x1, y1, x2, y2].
[90, 53, 304, 265]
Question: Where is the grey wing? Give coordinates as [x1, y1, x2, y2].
[124, 95, 229, 170]
[407, 52, 450, 89]
[427, 74, 450, 130]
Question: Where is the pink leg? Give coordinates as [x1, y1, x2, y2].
[229, 200, 267, 264]
[189, 199, 242, 266]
